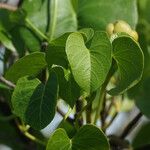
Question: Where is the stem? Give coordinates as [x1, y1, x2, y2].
[25, 18, 49, 42]
[0, 3, 17, 11]
[64, 108, 72, 120]
[100, 93, 107, 130]
[93, 60, 116, 125]
[57, 107, 74, 123]
[86, 103, 92, 123]
[0, 114, 15, 121]
[103, 112, 118, 131]
[16, 120, 46, 146]
[75, 97, 93, 129]
[24, 132, 46, 146]
[75, 99, 83, 128]
[120, 112, 142, 139]
[94, 86, 106, 124]
[0, 76, 15, 88]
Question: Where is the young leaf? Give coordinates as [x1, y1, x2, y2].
[49, 0, 77, 40]
[5, 52, 47, 83]
[79, 28, 94, 43]
[12, 71, 58, 130]
[46, 128, 71, 150]
[66, 31, 112, 93]
[46, 125, 109, 150]
[108, 36, 144, 95]
[78, 0, 138, 30]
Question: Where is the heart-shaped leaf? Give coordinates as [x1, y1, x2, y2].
[46, 125, 109, 150]
[108, 36, 144, 95]
[66, 31, 112, 93]
[12, 71, 58, 130]
[78, 0, 138, 30]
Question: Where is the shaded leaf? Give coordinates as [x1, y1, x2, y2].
[78, 0, 138, 30]
[108, 36, 144, 95]
[12, 71, 58, 130]
[46, 46, 68, 69]
[49, 0, 77, 40]
[72, 125, 109, 150]
[132, 123, 150, 149]
[53, 66, 80, 107]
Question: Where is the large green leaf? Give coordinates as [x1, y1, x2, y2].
[108, 36, 144, 95]
[12, 71, 58, 130]
[72, 125, 109, 150]
[5, 52, 47, 83]
[138, 0, 150, 45]
[49, 0, 77, 40]
[0, 32, 16, 52]
[52, 66, 80, 108]
[22, 0, 48, 33]
[127, 32, 150, 118]
[66, 31, 112, 93]
[135, 77, 150, 118]
[132, 123, 150, 149]
[46, 125, 109, 150]
[78, 0, 138, 30]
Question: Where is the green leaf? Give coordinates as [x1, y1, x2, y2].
[72, 125, 109, 150]
[46, 125, 109, 150]
[11, 26, 41, 55]
[49, 0, 77, 40]
[0, 9, 25, 32]
[135, 77, 150, 118]
[52, 66, 80, 107]
[5, 52, 47, 83]
[66, 31, 112, 93]
[132, 123, 150, 149]
[46, 128, 71, 150]
[0, 120, 26, 149]
[12, 71, 58, 130]
[78, 0, 138, 30]
[79, 28, 94, 43]
[108, 36, 144, 95]
[0, 32, 16, 52]
[58, 120, 76, 138]
[46, 45, 68, 69]
[127, 32, 150, 118]
[21, 0, 48, 33]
